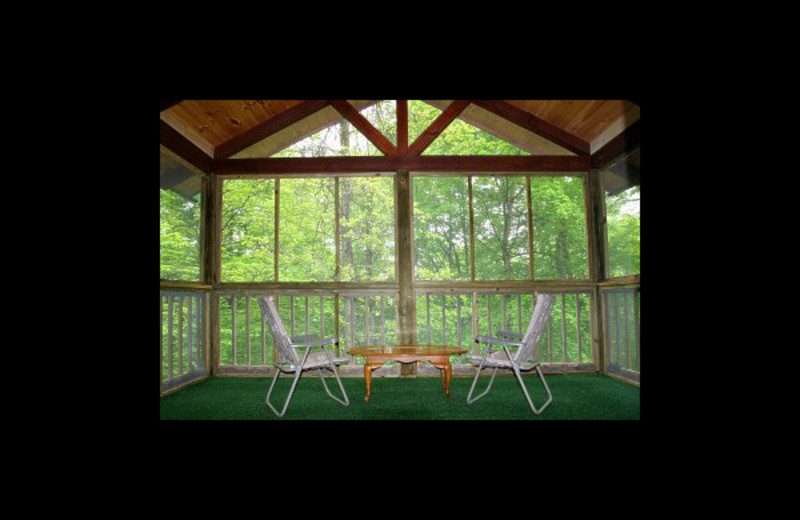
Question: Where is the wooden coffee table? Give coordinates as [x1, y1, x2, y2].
[346, 345, 468, 402]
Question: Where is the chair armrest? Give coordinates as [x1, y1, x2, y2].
[291, 334, 321, 342]
[475, 335, 523, 348]
[496, 330, 524, 340]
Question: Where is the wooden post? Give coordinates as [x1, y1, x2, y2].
[586, 169, 606, 373]
[395, 169, 416, 376]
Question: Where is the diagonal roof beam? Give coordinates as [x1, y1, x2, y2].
[408, 99, 472, 156]
[160, 120, 213, 174]
[213, 100, 331, 160]
[471, 100, 591, 156]
[329, 100, 397, 156]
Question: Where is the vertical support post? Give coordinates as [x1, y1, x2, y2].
[275, 178, 281, 282]
[209, 173, 222, 375]
[586, 169, 607, 373]
[468, 176, 476, 282]
[526, 175, 534, 280]
[396, 169, 416, 376]
[397, 100, 408, 155]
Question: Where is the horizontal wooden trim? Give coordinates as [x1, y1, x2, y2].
[160, 280, 212, 290]
[215, 155, 590, 175]
[413, 280, 595, 292]
[215, 282, 399, 293]
[598, 274, 640, 287]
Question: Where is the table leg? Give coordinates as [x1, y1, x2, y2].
[364, 363, 372, 402]
[444, 362, 453, 399]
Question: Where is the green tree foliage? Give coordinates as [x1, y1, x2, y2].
[221, 179, 275, 282]
[606, 186, 640, 277]
[160, 189, 201, 280]
[531, 176, 588, 279]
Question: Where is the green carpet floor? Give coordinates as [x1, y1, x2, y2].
[160, 374, 639, 420]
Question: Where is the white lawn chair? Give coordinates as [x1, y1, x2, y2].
[466, 293, 556, 415]
[258, 295, 349, 417]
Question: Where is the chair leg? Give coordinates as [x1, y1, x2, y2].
[266, 367, 303, 418]
[466, 362, 498, 404]
[316, 365, 349, 406]
[511, 364, 553, 415]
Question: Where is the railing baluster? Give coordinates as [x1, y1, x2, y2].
[576, 293, 582, 364]
[167, 294, 174, 379]
[517, 293, 522, 334]
[261, 299, 266, 366]
[350, 296, 356, 348]
[547, 307, 552, 363]
[306, 296, 310, 336]
[624, 290, 631, 370]
[320, 296, 325, 338]
[457, 294, 462, 346]
[290, 295, 295, 337]
[562, 293, 567, 363]
[604, 292, 612, 366]
[365, 295, 371, 345]
[614, 291, 621, 366]
[635, 290, 640, 371]
[231, 296, 237, 366]
[426, 293, 431, 345]
[471, 292, 478, 355]
[246, 296, 251, 366]
[502, 294, 507, 333]
[380, 295, 386, 345]
[178, 295, 184, 376]
[197, 294, 203, 371]
[187, 295, 194, 372]
[487, 295, 492, 337]
[160, 294, 164, 385]
[442, 294, 446, 344]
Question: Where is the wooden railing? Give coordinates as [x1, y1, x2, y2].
[601, 286, 640, 382]
[215, 290, 398, 375]
[414, 290, 596, 374]
[160, 290, 209, 393]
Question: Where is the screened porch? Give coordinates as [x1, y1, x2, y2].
[159, 99, 640, 420]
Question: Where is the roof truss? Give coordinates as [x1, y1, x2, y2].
[162, 99, 639, 177]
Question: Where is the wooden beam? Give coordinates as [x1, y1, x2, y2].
[213, 100, 331, 160]
[471, 100, 591, 156]
[160, 120, 213, 174]
[214, 154, 590, 175]
[329, 100, 397, 156]
[397, 100, 408, 155]
[591, 119, 640, 169]
[408, 100, 472, 156]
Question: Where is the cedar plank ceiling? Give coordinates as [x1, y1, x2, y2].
[160, 100, 306, 157]
[160, 100, 639, 159]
